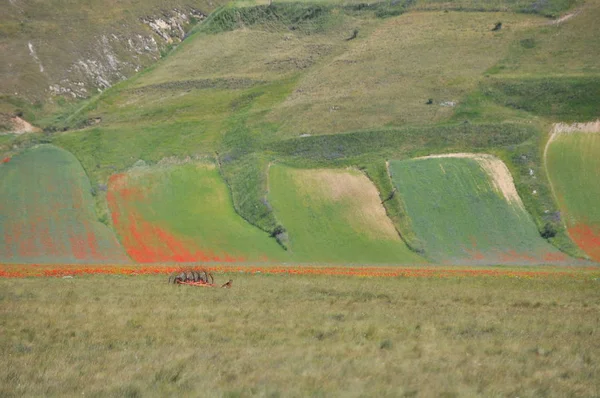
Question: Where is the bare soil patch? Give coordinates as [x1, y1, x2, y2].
[8, 116, 41, 134]
[551, 119, 600, 134]
[549, 10, 581, 25]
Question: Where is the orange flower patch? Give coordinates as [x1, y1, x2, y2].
[569, 223, 600, 263]
[0, 263, 598, 280]
[107, 174, 245, 263]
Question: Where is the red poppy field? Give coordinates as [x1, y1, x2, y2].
[1, 262, 598, 280]
[0, 145, 128, 264]
[106, 164, 285, 263]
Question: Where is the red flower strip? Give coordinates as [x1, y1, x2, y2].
[0, 264, 598, 280]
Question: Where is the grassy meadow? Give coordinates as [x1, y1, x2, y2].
[268, 164, 425, 263]
[266, 10, 543, 137]
[107, 162, 286, 263]
[1, 272, 599, 396]
[389, 157, 566, 264]
[546, 132, 600, 262]
[0, 145, 127, 264]
[2, 1, 600, 396]
[491, 0, 600, 77]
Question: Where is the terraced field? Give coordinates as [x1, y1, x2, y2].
[268, 165, 426, 264]
[267, 11, 542, 137]
[0, 145, 128, 263]
[389, 155, 567, 264]
[546, 126, 600, 262]
[107, 162, 285, 263]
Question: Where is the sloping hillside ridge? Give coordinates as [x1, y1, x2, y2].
[268, 164, 426, 264]
[546, 121, 600, 261]
[1, 0, 598, 263]
[0, 0, 228, 131]
[389, 155, 570, 264]
[0, 144, 128, 263]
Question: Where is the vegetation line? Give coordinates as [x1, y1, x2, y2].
[543, 127, 564, 230]
[216, 152, 287, 250]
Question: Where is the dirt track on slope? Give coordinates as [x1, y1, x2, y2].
[549, 10, 580, 25]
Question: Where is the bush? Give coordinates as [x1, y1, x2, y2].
[196, 3, 333, 35]
[541, 222, 558, 239]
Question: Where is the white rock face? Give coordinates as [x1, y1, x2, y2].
[45, 8, 205, 99]
[142, 9, 205, 43]
[28, 42, 45, 73]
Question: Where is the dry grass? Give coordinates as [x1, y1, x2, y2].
[1, 273, 599, 397]
[132, 19, 359, 88]
[494, 0, 600, 76]
[266, 11, 543, 136]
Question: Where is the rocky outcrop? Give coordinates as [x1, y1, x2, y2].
[142, 9, 205, 43]
[47, 8, 206, 99]
[1, 2, 213, 102]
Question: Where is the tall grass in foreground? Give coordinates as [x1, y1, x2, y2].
[1, 273, 598, 396]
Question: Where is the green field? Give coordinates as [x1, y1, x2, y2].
[546, 131, 600, 262]
[268, 165, 426, 263]
[389, 156, 567, 264]
[0, 145, 128, 263]
[107, 162, 286, 262]
[2, 272, 599, 396]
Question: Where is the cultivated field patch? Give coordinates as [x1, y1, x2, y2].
[389, 155, 568, 264]
[107, 162, 285, 263]
[268, 165, 426, 263]
[0, 145, 128, 263]
[546, 123, 600, 262]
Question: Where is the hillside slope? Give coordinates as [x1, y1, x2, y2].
[1, 0, 598, 264]
[546, 123, 600, 261]
[389, 156, 568, 264]
[107, 162, 286, 263]
[0, 145, 128, 263]
[268, 165, 426, 264]
[0, 0, 227, 130]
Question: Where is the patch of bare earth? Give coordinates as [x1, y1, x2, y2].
[416, 153, 525, 209]
[2, 116, 41, 134]
[549, 10, 581, 25]
[552, 120, 600, 135]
